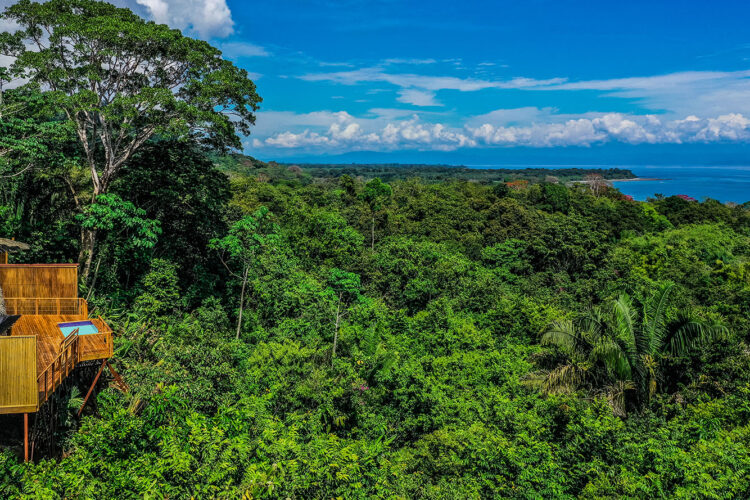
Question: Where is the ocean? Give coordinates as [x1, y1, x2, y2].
[612, 166, 750, 204]
[468, 165, 750, 204]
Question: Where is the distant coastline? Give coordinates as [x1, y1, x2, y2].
[612, 177, 669, 182]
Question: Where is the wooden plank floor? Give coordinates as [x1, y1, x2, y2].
[10, 316, 110, 373]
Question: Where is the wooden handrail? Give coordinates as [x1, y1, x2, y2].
[4, 298, 87, 316]
[37, 328, 80, 405]
[97, 316, 114, 357]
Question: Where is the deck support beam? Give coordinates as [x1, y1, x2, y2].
[104, 360, 129, 393]
[23, 413, 28, 462]
[78, 360, 105, 417]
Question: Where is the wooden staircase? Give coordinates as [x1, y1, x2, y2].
[37, 328, 79, 406]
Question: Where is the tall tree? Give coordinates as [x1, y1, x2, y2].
[359, 177, 391, 251]
[584, 173, 611, 198]
[210, 207, 279, 339]
[326, 268, 360, 363]
[0, 0, 261, 280]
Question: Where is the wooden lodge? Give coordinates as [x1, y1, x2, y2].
[0, 244, 126, 461]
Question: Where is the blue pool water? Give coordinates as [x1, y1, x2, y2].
[58, 321, 99, 337]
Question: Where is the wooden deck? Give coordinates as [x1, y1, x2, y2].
[0, 263, 116, 415]
[0, 261, 124, 461]
[0, 312, 114, 414]
[10, 315, 113, 372]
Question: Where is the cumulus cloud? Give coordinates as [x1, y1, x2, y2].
[251, 109, 750, 153]
[254, 113, 475, 152]
[467, 112, 750, 147]
[136, 0, 234, 38]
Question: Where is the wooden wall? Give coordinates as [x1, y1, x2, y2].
[0, 264, 78, 299]
[0, 336, 38, 414]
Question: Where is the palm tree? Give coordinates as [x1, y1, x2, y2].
[531, 282, 727, 415]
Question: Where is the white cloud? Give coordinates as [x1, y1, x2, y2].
[533, 70, 750, 118]
[249, 108, 750, 153]
[539, 70, 750, 91]
[467, 107, 559, 126]
[299, 67, 566, 92]
[219, 42, 270, 58]
[300, 66, 750, 120]
[136, 0, 234, 38]
[397, 89, 441, 107]
[383, 58, 437, 65]
[468, 112, 750, 147]
[252, 113, 475, 152]
[0, 17, 22, 34]
[319, 61, 356, 68]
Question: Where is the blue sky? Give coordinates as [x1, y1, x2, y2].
[12, 0, 750, 164]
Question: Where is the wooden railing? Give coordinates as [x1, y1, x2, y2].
[91, 316, 114, 358]
[4, 298, 87, 317]
[37, 329, 79, 405]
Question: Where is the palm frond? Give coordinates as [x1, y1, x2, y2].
[541, 320, 579, 353]
[521, 370, 548, 391]
[578, 307, 605, 342]
[591, 337, 632, 382]
[604, 380, 636, 417]
[541, 364, 587, 395]
[66, 386, 83, 413]
[643, 281, 674, 355]
[662, 311, 728, 357]
[641, 353, 659, 401]
[612, 294, 640, 368]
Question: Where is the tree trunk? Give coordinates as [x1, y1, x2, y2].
[371, 215, 375, 251]
[332, 293, 342, 364]
[85, 254, 103, 302]
[236, 266, 249, 340]
[80, 228, 97, 285]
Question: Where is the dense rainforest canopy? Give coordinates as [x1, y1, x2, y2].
[2, 1, 750, 498]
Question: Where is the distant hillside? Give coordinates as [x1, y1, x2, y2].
[212, 153, 636, 184]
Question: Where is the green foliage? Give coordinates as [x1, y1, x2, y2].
[244, 162, 636, 184]
[534, 283, 728, 415]
[77, 193, 161, 249]
[134, 258, 181, 318]
[4, 156, 750, 497]
[210, 207, 280, 268]
[210, 206, 280, 338]
[1, 0, 261, 195]
[327, 267, 361, 298]
[0, 3, 749, 494]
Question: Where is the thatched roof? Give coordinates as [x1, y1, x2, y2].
[0, 238, 30, 253]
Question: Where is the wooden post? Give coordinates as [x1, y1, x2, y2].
[78, 361, 105, 417]
[3, 238, 10, 264]
[23, 413, 28, 462]
[105, 360, 130, 393]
